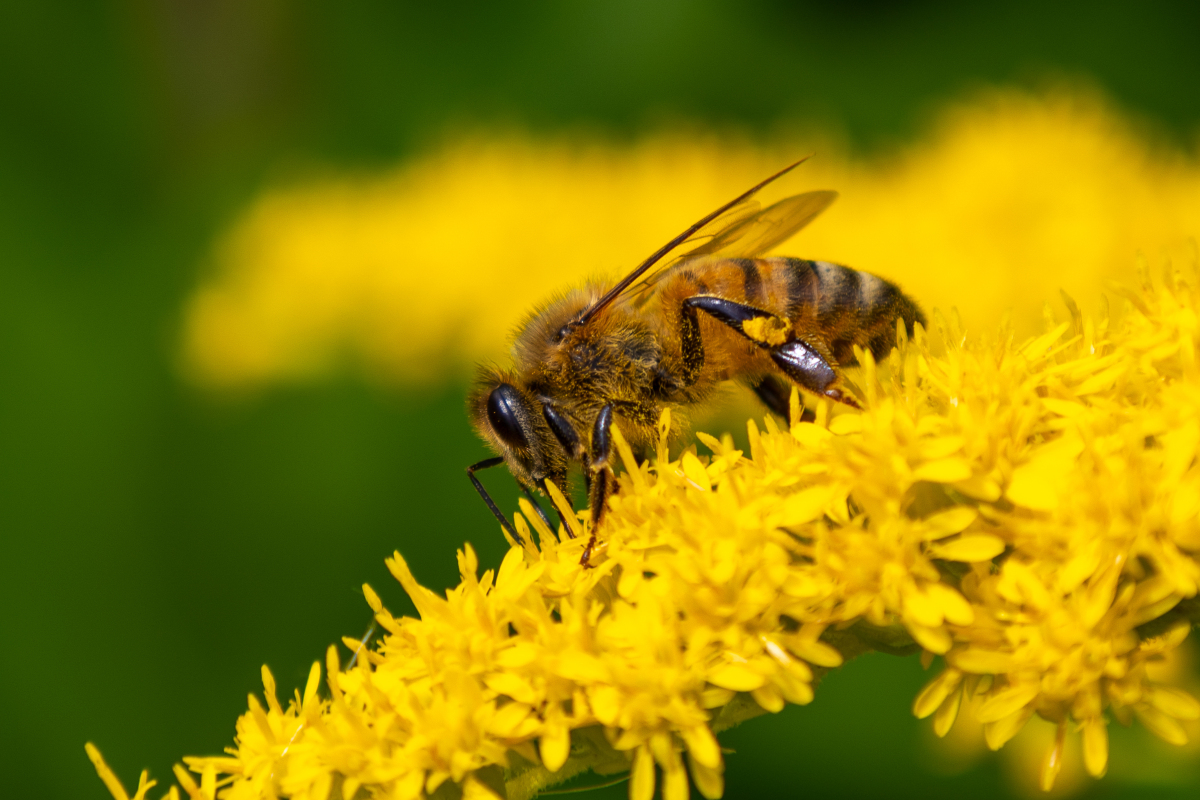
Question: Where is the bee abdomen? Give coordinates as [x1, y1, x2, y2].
[776, 257, 924, 365]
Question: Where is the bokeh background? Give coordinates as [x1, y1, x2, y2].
[3, 2, 1200, 798]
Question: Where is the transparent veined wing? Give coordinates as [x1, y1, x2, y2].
[626, 189, 837, 303]
[675, 190, 837, 261]
[573, 158, 833, 326]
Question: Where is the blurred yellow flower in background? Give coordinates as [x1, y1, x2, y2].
[182, 87, 1200, 390]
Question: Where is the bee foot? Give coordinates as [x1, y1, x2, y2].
[824, 388, 860, 408]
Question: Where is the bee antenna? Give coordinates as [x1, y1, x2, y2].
[467, 457, 525, 545]
[575, 156, 812, 326]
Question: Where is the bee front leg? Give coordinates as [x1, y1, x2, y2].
[541, 402, 589, 535]
[520, 482, 556, 534]
[581, 403, 615, 566]
[684, 295, 859, 407]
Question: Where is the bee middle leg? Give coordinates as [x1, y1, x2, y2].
[683, 295, 859, 407]
[580, 403, 615, 567]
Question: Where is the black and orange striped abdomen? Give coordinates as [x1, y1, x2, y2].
[655, 256, 925, 369]
[769, 256, 924, 364]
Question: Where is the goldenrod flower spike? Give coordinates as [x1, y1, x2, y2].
[94, 263, 1200, 798]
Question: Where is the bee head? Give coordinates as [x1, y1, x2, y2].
[468, 368, 568, 492]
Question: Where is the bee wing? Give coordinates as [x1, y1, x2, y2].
[628, 190, 837, 302]
[669, 198, 764, 255]
[676, 190, 837, 261]
[575, 158, 829, 326]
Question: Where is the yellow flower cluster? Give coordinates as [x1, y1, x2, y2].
[93, 259, 1200, 799]
[181, 88, 1200, 391]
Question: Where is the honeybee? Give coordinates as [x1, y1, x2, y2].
[468, 159, 924, 563]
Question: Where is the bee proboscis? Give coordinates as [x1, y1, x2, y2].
[468, 158, 925, 564]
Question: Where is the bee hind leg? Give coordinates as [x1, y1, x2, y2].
[684, 295, 859, 408]
[750, 375, 815, 423]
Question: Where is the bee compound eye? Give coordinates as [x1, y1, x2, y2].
[487, 384, 530, 450]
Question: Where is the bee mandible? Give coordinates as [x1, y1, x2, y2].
[468, 159, 925, 564]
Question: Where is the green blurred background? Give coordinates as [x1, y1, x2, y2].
[2, 2, 1199, 798]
